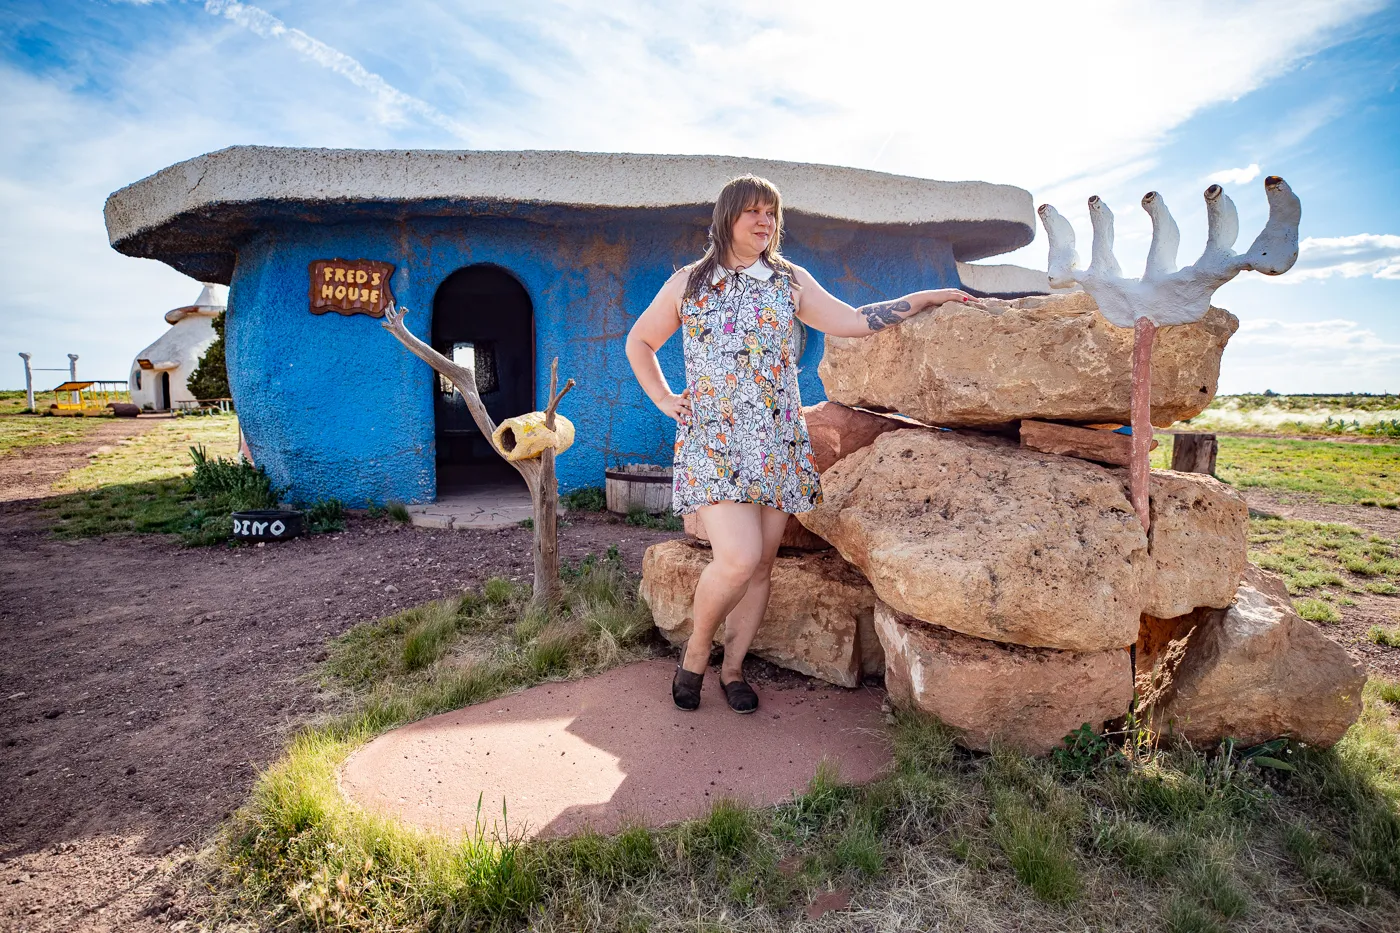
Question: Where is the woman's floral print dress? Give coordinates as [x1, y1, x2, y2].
[672, 259, 822, 516]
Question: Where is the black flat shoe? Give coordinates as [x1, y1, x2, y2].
[720, 677, 759, 714]
[673, 665, 704, 711]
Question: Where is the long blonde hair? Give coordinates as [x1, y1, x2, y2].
[683, 174, 796, 300]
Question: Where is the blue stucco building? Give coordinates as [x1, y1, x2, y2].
[105, 147, 1040, 507]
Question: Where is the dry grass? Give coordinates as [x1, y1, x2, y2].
[1152, 434, 1400, 508]
[0, 389, 116, 456]
[40, 415, 242, 539]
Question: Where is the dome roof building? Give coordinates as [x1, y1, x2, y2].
[129, 283, 225, 411]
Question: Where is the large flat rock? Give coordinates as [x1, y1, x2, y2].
[1136, 567, 1366, 748]
[799, 429, 1148, 651]
[819, 292, 1238, 427]
[1139, 470, 1249, 619]
[641, 539, 879, 686]
[876, 602, 1132, 755]
[802, 401, 914, 473]
[799, 429, 1250, 650]
[339, 659, 891, 838]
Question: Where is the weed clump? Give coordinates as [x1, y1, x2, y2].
[561, 485, 607, 511]
[1369, 626, 1400, 649]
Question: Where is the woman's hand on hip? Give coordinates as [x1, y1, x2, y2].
[660, 388, 693, 424]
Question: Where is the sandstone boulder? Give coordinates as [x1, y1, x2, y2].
[802, 401, 914, 473]
[1139, 470, 1249, 619]
[640, 539, 877, 688]
[798, 429, 1147, 651]
[683, 510, 829, 551]
[1137, 566, 1365, 748]
[876, 601, 1133, 755]
[819, 292, 1238, 427]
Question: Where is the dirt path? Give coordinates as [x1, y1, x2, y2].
[0, 417, 166, 503]
[0, 505, 680, 933]
[1242, 488, 1400, 539]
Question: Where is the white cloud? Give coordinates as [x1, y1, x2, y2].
[1206, 163, 1261, 185]
[201, 0, 471, 139]
[1219, 317, 1400, 393]
[1283, 234, 1400, 281]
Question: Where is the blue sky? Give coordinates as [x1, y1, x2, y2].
[2, 0, 1397, 393]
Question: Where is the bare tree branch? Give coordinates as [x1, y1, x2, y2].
[382, 303, 578, 606]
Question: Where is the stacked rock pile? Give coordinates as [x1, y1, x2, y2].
[640, 293, 1365, 754]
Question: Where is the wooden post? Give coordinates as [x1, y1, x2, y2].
[380, 304, 574, 606]
[1129, 317, 1157, 534]
[1170, 432, 1218, 475]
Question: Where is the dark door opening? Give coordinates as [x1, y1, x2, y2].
[158, 371, 171, 411]
[431, 265, 534, 495]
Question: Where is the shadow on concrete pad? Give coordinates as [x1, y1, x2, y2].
[339, 658, 892, 839]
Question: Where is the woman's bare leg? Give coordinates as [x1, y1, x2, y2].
[719, 506, 790, 682]
[680, 502, 763, 675]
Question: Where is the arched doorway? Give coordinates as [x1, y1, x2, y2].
[157, 371, 171, 411]
[431, 265, 535, 496]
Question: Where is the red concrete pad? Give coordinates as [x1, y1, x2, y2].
[339, 659, 892, 839]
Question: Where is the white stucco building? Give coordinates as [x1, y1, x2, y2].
[129, 283, 225, 410]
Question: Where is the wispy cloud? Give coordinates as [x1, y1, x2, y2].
[1283, 234, 1400, 281]
[1206, 163, 1261, 185]
[201, 0, 471, 139]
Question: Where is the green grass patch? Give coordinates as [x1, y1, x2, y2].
[1370, 626, 1400, 649]
[0, 387, 140, 455]
[0, 408, 110, 456]
[561, 485, 607, 511]
[50, 413, 239, 490]
[40, 420, 344, 546]
[1247, 518, 1400, 620]
[625, 505, 683, 531]
[1295, 598, 1343, 624]
[1211, 437, 1400, 508]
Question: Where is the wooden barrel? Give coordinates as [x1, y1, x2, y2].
[605, 464, 673, 514]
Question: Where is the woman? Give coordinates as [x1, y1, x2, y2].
[626, 174, 981, 713]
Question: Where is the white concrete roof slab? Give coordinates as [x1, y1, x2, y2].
[105, 146, 1036, 283]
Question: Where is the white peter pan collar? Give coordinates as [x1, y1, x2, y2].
[711, 257, 775, 285]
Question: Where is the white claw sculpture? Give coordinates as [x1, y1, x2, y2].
[1037, 176, 1302, 532]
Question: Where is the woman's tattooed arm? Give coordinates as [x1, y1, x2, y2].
[858, 299, 913, 332]
[791, 262, 982, 338]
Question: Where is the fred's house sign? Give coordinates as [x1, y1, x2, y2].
[309, 259, 396, 317]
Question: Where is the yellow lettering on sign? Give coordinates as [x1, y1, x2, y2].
[321, 284, 334, 299]
[370, 272, 381, 286]
[323, 267, 335, 282]
[368, 289, 379, 304]
[356, 270, 368, 285]
[348, 287, 360, 301]
[334, 285, 346, 299]
[334, 268, 345, 283]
